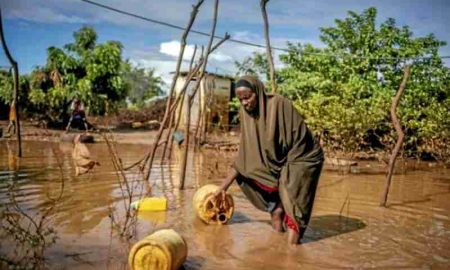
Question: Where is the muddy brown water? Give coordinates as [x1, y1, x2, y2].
[0, 140, 449, 269]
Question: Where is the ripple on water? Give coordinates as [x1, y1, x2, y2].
[0, 140, 449, 269]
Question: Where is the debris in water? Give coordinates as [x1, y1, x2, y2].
[131, 197, 168, 212]
[72, 135, 100, 176]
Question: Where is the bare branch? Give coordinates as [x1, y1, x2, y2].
[140, 0, 205, 181]
[380, 65, 411, 207]
[179, 0, 221, 189]
[0, 8, 22, 156]
[161, 45, 198, 161]
[260, 0, 277, 93]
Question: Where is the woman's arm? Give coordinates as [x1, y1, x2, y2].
[214, 166, 239, 196]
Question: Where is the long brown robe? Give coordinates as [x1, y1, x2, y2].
[233, 75, 324, 232]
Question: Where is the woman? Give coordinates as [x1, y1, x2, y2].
[215, 75, 324, 245]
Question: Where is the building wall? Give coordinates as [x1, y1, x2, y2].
[174, 74, 233, 133]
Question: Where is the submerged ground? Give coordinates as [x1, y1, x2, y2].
[0, 134, 449, 269]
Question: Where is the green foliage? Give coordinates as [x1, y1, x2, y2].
[0, 70, 13, 103]
[0, 27, 166, 119]
[229, 96, 241, 124]
[234, 52, 269, 81]
[22, 26, 129, 118]
[122, 63, 164, 108]
[0, 70, 30, 108]
[234, 7, 450, 159]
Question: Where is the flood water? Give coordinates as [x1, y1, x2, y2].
[1, 140, 449, 269]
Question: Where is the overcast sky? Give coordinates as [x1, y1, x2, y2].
[1, 0, 449, 86]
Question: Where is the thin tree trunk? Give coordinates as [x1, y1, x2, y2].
[143, 34, 226, 178]
[260, 0, 277, 93]
[142, 0, 204, 181]
[180, 0, 223, 189]
[0, 8, 22, 157]
[161, 45, 198, 162]
[193, 78, 204, 148]
[167, 92, 186, 160]
[164, 36, 228, 163]
[179, 101, 192, 189]
[201, 92, 213, 143]
[160, 101, 175, 161]
[380, 65, 411, 207]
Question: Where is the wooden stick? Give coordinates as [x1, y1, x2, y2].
[193, 78, 204, 148]
[0, 8, 22, 157]
[180, 0, 222, 189]
[143, 43, 214, 169]
[380, 65, 411, 207]
[159, 38, 228, 161]
[141, 0, 204, 180]
[161, 45, 198, 161]
[260, 0, 277, 93]
[167, 86, 186, 160]
[142, 5, 229, 182]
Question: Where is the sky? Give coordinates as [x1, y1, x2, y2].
[1, 0, 449, 86]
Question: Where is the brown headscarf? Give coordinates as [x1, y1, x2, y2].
[233, 75, 324, 229]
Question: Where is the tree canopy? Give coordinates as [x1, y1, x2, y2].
[0, 26, 164, 120]
[235, 7, 449, 159]
[27, 26, 128, 117]
[122, 63, 164, 109]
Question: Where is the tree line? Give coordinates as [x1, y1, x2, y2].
[0, 26, 164, 122]
[234, 7, 449, 161]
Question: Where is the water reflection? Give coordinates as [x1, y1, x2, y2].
[0, 140, 449, 269]
[303, 215, 366, 243]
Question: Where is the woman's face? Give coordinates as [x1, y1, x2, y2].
[236, 86, 257, 113]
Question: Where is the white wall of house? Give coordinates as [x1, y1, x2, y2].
[174, 73, 233, 133]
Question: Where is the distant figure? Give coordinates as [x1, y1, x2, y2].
[6, 100, 16, 135]
[66, 99, 90, 132]
[72, 134, 99, 176]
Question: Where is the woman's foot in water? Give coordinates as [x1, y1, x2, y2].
[287, 227, 301, 246]
[270, 206, 285, 232]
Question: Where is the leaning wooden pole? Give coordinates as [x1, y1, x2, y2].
[380, 65, 411, 207]
[161, 45, 198, 162]
[142, 0, 204, 181]
[0, 8, 22, 157]
[164, 37, 228, 162]
[260, 0, 277, 93]
[193, 79, 204, 148]
[179, 0, 221, 189]
[167, 92, 186, 160]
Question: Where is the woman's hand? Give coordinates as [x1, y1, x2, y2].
[213, 188, 226, 199]
[213, 167, 239, 198]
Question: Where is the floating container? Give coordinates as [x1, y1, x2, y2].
[131, 197, 168, 212]
[137, 211, 167, 224]
[192, 184, 234, 225]
[129, 229, 187, 270]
